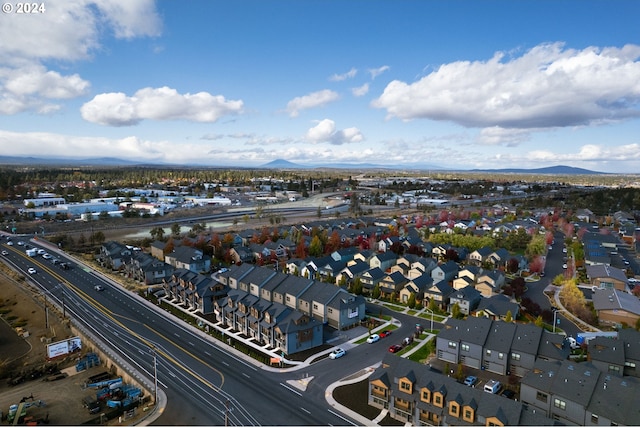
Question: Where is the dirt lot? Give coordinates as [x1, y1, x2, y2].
[0, 266, 143, 426]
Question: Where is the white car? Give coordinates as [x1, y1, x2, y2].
[366, 334, 380, 344]
[94, 285, 105, 291]
[27, 267, 36, 274]
[17, 241, 25, 246]
[329, 348, 346, 359]
[42, 253, 52, 260]
[1, 250, 8, 256]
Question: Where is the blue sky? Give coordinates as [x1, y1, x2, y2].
[1, 1, 640, 173]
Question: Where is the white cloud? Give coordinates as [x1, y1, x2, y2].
[352, 83, 369, 97]
[285, 89, 339, 117]
[0, 0, 162, 116]
[0, 0, 161, 63]
[91, 0, 162, 39]
[373, 43, 640, 144]
[306, 119, 364, 145]
[0, 65, 90, 114]
[329, 68, 357, 82]
[81, 86, 244, 126]
[369, 65, 390, 79]
[0, 130, 164, 161]
[477, 127, 533, 146]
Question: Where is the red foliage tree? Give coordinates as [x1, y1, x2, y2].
[529, 255, 545, 273]
[295, 240, 307, 259]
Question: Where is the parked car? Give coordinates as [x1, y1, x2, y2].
[379, 330, 392, 338]
[484, 379, 502, 394]
[463, 375, 478, 387]
[17, 241, 25, 246]
[1, 250, 8, 256]
[94, 285, 104, 291]
[329, 348, 346, 359]
[402, 336, 414, 346]
[500, 389, 516, 399]
[27, 267, 36, 274]
[388, 344, 403, 353]
[366, 334, 380, 344]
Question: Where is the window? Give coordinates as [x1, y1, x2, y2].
[448, 341, 457, 349]
[511, 352, 521, 361]
[486, 349, 492, 356]
[449, 404, 458, 415]
[286, 295, 291, 302]
[400, 381, 411, 392]
[591, 414, 599, 423]
[625, 361, 636, 369]
[461, 344, 470, 352]
[536, 391, 548, 403]
[464, 409, 472, 419]
[421, 390, 430, 402]
[313, 303, 318, 310]
[554, 398, 566, 410]
[498, 352, 504, 360]
[435, 395, 442, 405]
[608, 365, 621, 373]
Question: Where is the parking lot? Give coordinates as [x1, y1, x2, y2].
[426, 357, 518, 399]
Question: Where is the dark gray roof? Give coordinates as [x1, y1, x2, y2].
[450, 284, 481, 301]
[299, 282, 342, 305]
[274, 275, 314, 298]
[373, 354, 525, 426]
[588, 336, 626, 365]
[484, 321, 517, 353]
[593, 288, 640, 315]
[537, 329, 571, 361]
[618, 328, 640, 361]
[511, 323, 543, 354]
[438, 317, 493, 346]
[477, 294, 519, 317]
[240, 267, 277, 288]
[589, 371, 640, 425]
[586, 264, 628, 283]
[221, 263, 254, 284]
[257, 270, 286, 292]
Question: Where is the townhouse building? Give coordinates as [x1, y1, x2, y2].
[368, 354, 550, 426]
[436, 317, 570, 377]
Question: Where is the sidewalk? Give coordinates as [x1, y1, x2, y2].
[545, 283, 601, 333]
[31, 240, 423, 425]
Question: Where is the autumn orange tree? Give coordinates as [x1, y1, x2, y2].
[559, 277, 597, 326]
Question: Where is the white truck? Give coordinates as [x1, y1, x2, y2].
[26, 248, 37, 257]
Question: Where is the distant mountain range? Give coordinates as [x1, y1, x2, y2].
[0, 155, 609, 174]
[468, 165, 607, 175]
[261, 160, 607, 175]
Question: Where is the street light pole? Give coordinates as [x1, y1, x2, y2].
[150, 347, 158, 405]
[425, 308, 434, 332]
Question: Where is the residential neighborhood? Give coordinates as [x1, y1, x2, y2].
[4, 170, 640, 426]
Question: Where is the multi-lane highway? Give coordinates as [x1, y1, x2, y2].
[1, 236, 411, 426]
[0, 225, 594, 425]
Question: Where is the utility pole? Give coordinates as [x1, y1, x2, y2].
[44, 293, 49, 330]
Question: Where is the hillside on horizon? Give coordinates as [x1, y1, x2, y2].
[0, 155, 613, 175]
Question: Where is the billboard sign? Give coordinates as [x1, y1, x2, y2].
[46, 336, 82, 359]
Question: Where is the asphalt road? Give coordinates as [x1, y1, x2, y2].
[1, 226, 594, 425]
[1, 237, 380, 426]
